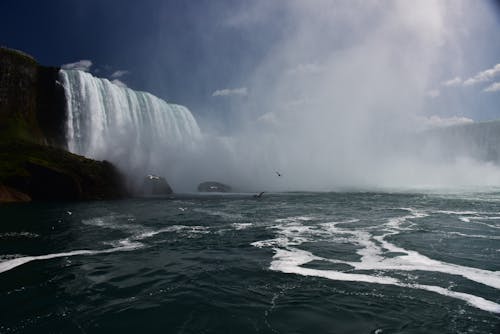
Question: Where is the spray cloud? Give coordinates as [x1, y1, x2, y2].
[172, 0, 500, 191]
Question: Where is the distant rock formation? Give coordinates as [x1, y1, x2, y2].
[197, 181, 232, 193]
[141, 175, 173, 195]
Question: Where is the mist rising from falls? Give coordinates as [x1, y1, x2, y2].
[59, 67, 500, 193]
[60, 69, 201, 191]
[196, 0, 500, 191]
[59, 1, 500, 193]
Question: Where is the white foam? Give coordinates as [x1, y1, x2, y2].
[82, 214, 140, 233]
[275, 216, 315, 223]
[0, 242, 142, 274]
[269, 247, 500, 314]
[0, 222, 212, 275]
[233, 223, 253, 230]
[466, 218, 500, 230]
[409, 283, 500, 314]
[0, 232, 39, 239]
[254, 208, 500, 313]
[271, 248, 399, 285]
[251, 237, 291, 248]
[437, 210, 479, 215]
[193, 208, 243, 220]
[446, 231, 500, 240]
[132, 225, 209, 240]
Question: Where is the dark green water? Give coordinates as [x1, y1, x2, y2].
[0, 192, 499, 333]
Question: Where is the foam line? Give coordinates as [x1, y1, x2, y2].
[0, 242, 142, 274]
[410, 283, 500, 314]
[446, 231, 500, 240]
[370, 235, 500, 290]
[0, 221, 212, 275]
[270, 247, 500, 314]
[257, 212, 500, 313]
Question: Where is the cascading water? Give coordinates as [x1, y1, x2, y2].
[60, 69, 202, 190]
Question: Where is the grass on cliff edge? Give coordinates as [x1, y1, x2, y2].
[0, 140, 85, 180]
[0, 139, 126, 199]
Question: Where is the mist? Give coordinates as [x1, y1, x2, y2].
[60, 1, 500, 192]
[167, 0, 500, 192]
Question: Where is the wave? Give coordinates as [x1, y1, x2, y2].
[0, 242, 142, 275]
[253, 210, 500, 313]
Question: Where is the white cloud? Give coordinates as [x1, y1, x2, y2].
[463, 63, 500, 86]
[212, 87, 248, 97]
[426, 89, 440, 98]
[483, 82, 500, 93]
[61, 60, 93, 72]
[287, 63, 322, 75]
[111, 79, 128, 88]
[257, 112, 278, 125]
[421, 115, 474, 129]
[110, 70, 129, 79]
[441, 76, 462, 87]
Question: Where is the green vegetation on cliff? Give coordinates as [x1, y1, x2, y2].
[0, 140, 128, 201]
[0, 47, 129, 202]
[0, 47, 43, 143]
[0, 47, 65, 146]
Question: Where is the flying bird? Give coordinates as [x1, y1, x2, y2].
[275, 171, 282, 177]
[253, 192, 265, 199]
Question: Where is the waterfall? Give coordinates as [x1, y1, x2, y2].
[60, 69, 202, 188]
[422, 121, 500, 164]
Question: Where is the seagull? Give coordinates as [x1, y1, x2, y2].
[253, 192, 265, 199]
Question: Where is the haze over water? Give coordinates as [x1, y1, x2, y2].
[46, 1, 500, 193]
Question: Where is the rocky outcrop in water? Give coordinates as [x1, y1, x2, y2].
[197, 181, 232, 192]
[141, 175, 173, 195]
[0, 47, 128, 202]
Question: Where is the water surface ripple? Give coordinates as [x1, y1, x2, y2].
[0, 192, 499, 333]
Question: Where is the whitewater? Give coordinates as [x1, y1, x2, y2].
[60, 69, 201, 190]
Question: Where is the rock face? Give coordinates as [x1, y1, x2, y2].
[0, 48, 41, 143]
[141, 175, 173, 195]
[0, 47, 66, 146]
[0, 185, 31, 203]
[197, 181, 232, 193]
[0, 141, 128, 201]
[36, 65, 67, 147]
[0, 47, 128, 202]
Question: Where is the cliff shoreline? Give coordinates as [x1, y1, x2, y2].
[0, 47, 128, 202]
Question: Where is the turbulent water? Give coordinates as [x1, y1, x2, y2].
[60, 69, 201, 185]
[0, 191, 499, 333]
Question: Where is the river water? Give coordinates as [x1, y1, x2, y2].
[0, 191, 499, 333]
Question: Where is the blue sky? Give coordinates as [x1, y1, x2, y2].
[1, 0, 500, 131]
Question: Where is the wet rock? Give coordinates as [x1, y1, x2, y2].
[142, 175, 173, 195]
[197, 181, 231, 193]
[0, 184, 31, 203]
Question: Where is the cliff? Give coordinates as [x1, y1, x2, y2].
[0, 47, 128, 202]
[0, 47, 66, 146]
